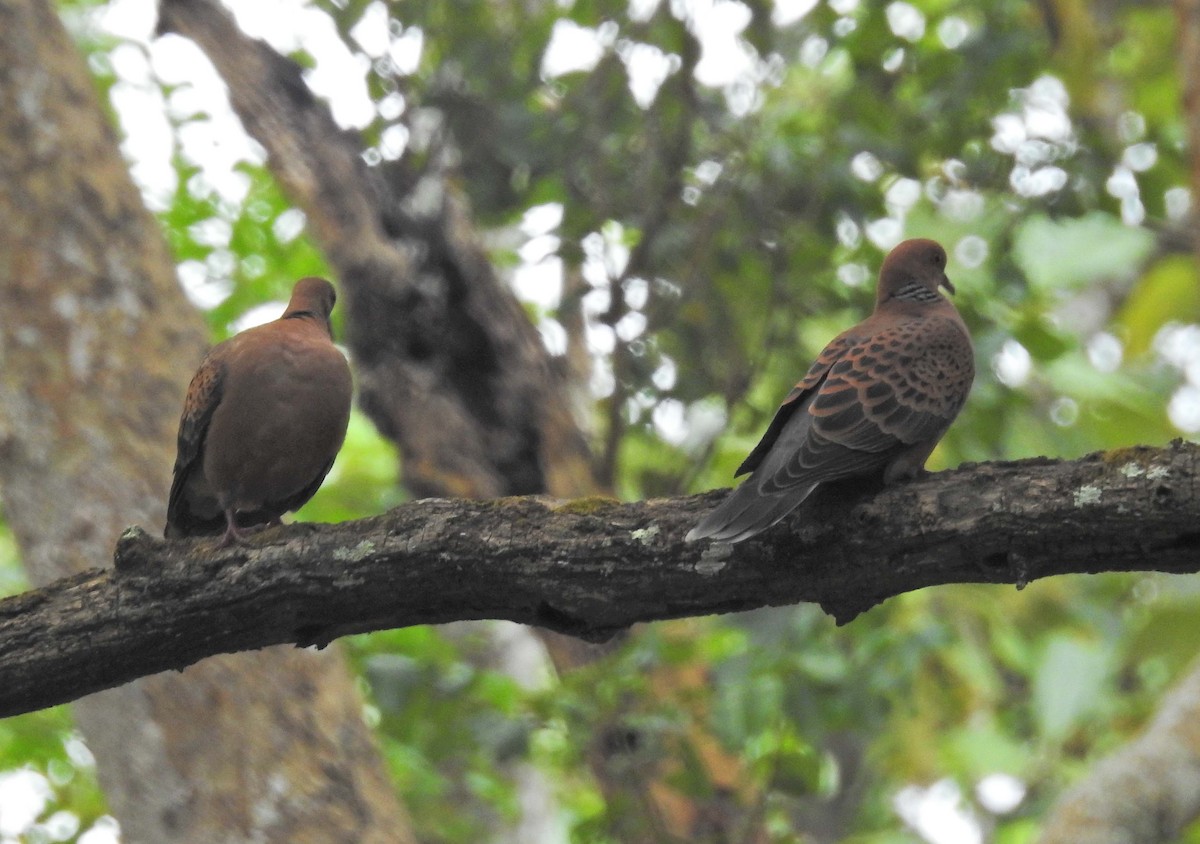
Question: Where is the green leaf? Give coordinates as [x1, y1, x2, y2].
[767, 736, 822, 797]
[1012, 316, 1071, 362]
[1032, 635, 1111, 740]
[1116, 254, 1200, 357]
[1013, 213, 1155, 292]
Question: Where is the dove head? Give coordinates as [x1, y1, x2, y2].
[876, 239, 954, 308]
[283, 277, 338, 337]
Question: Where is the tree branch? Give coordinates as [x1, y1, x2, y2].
[0, 442, 1196, 718]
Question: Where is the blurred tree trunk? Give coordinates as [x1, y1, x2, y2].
[1037, 657, 1200, 843]
[157, 1, 762, 839]
[159, 2, 588, 840]
[0, 1, 414, 842]
[1180, 0, 1200, 269]
[158, 0, 594, 505]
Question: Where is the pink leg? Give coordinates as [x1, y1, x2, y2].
[214, 511, 282, 548]
[215, 509, 252, 549]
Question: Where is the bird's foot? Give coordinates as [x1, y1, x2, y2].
[214, 509, 266, 549]
[214, 524, 254, 549]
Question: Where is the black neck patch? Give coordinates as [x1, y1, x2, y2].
[892, 282, 941, 303]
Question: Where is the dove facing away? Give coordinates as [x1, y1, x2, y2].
[687, 239, 973, 544]
[165, 277, 353, 547]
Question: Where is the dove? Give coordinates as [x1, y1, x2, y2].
[687, 238, 973, 543]
[165, 277, 353, 547]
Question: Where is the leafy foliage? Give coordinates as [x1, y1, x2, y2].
[1, 0, 1198, 841]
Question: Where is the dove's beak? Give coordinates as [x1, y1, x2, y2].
[941, 274, 956, 295]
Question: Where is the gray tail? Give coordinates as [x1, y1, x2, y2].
[685, 481, 817, 544]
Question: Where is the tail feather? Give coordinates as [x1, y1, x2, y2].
[688, 388, 822, 543]
[686, 482, 817, 543]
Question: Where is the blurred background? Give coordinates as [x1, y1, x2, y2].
[1, 0, 1198, 842]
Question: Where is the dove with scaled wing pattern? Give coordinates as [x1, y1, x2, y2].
[688, 239, 974, 544]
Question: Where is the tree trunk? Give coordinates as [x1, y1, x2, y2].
[1180, 0, 1200, 270]
[157, 0, 594, 503]
[0, 1, 413, 841]
[152, 2, 790, 838]
[1037, 657, 1200, 844]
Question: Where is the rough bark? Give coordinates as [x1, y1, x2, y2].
[1, 441, 1196, 717]
[1037, 656, 1200, 844]
[0, 1, 413, 841]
